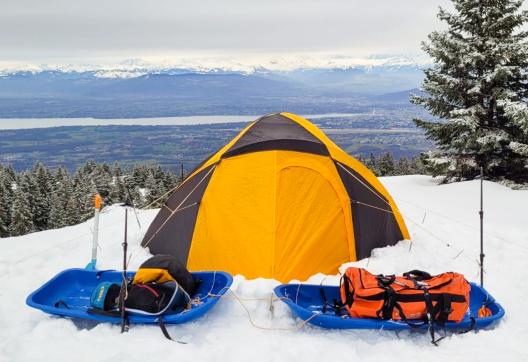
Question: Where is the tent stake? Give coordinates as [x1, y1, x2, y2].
[479, 166, 485, 287]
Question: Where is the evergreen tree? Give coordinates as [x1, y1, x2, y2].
[396, 157, 412, 175]
[18, 173, 36, 220]
[365, 153, 380, 176]
[153, 165, 165, 182]
[0, 168, 14, 232]
[413, 0, 528, 182]
[110, 162, 126, 203]
[71, 167, 96, 222]
[132, 165, 148, 188]
[162, 171, 180, 202]
[132, 186, 144, 208]
[377, 153, 395, 176]
[9, 184, 34, 236]
[53, 166, 71, 192]
[144, 170, 165, 207]
[48, 191, 66, 229]
[32, 162, 52, 231]
[48, 167, 75, 228]
[123, 173, 143, 208]
[3, 165, 16, 183]
[81, 160, 97, 176]
[64, 195, 81, 226]
[0, 183, 10, 237]
[92, 163, 113, 204]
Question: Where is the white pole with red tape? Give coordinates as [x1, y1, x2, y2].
[86, 193, 102, 270]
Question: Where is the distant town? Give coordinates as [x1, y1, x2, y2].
[0, 110, 433, 172]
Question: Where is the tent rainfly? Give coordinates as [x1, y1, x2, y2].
[142, 113, 410, 282]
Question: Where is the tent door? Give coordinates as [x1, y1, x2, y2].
[273, 166, 349, 281]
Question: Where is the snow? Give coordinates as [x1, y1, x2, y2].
[1, 175, 527, 361]
[0, 53, 431, 78]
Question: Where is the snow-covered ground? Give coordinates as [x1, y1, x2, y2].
[1, 175, 527, 361]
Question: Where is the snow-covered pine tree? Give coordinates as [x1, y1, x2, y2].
[110, 162, 126, 203]
[18, 173, 36, 220]
[81, 160, 97, 176]
[0, 182, 10, 237]
[9, 181, 34, 236]
[48, 191, 66, 229]
[396, 157, 412, 175]
[3, 165, 16, 183]
[64, 194, 81, 226]
[93, 163, 114, 204]
[153, 166, 165, 184]
[132, 165, 148, 188]
[412, 0, 528, 182]
[132, 186, 144, 208]
[71, 167, 94, 221]
[144, 170, 166, 208]
[163, 169, 180, 193]
[0, 168, 14, 234]
[377, 153, 396, 176]
[54, 166, 70, 185]
[365, 153, 380, 176]
[48, 167, 75, 228]
[32, 162, 52, 231]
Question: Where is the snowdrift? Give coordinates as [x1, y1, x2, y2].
[1, 176, 527, 362]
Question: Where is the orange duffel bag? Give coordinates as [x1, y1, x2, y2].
[340, 268, 471, 324]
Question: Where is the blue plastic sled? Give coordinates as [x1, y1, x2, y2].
[27, 268, 232, 324]
[274, 282, 504, 330]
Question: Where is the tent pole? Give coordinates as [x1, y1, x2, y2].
[479, 166, 484, 288]
[124, 180, 141, 229]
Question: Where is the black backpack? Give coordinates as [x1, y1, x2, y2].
[132, 255, 196, 295]
[125, 281, 189, 315]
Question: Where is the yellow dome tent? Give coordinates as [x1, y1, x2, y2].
[142, 113, 409, 282]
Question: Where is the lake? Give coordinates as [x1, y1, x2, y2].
[0, 113, 373, 130]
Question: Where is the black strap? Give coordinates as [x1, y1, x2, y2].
[422, 289, 449, 346]
[393, 302, 427, 328]
[332, 298, 348, 316]
[430, 294, 452, 325]
[319, 288, 328, 314]
[376, 274, 396, 288]
[377, 288, 397, 320]
[403, 270, 432, 281]
[357, 291, 465, 303]
[158, 316, 187, 344]
[457, 316, 476, 335]
[341, 274, 354, 307]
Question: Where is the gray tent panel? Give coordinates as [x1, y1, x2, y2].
[141, 164, 215, 265]
[223, 113, 329, 157]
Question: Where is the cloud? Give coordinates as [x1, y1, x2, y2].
[0, 0, 451, 64]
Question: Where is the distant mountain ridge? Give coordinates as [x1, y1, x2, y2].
[0, 61, 426, 118]
[0, 54, 430, 77]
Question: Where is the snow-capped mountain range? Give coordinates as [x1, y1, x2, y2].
[0, 54, 430, 78]
[0, 54, 428, 118]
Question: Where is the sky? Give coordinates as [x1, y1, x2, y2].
[0, 0, 452, 69]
